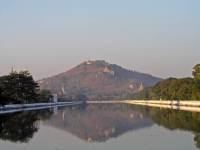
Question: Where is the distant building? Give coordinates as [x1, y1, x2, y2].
[53, 94, 58, 103]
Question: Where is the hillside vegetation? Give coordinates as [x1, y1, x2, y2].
[134, 64, 200, 100]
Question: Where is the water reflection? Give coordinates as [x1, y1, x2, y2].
[44, 104, 153, 142]
[131, 105, 200, 149]
[1, 104, 200, 149]
[0, 109, 53, 143]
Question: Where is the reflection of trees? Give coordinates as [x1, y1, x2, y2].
[0, 112, 39, 142]
[194, 134, 200, 149]
[0, 110, 53, 143]
[132, 106, 200, 149]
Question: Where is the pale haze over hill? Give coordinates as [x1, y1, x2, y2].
[0, 0, 200, 79]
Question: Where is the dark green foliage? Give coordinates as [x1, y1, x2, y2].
[37, 89, 53, 103]
[134, 64, 200, 100]
[0, 87, 7, 106]
[193, 64, 200, 80]
[0, 71, 52, 105]
[192, 80, 200, 100]
[0, 71, 39, 104]
[151, 78, 194, 100]
[192, 64, 200, 100]
[134, 78, 199, 100]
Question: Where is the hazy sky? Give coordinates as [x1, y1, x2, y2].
[0, 0, 200, 79]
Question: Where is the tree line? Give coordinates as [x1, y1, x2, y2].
[0, 71, 53, 106]
[133, 64, 200, 100]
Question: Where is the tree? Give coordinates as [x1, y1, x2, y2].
[133, 64, 200, 101]
[193, 64, 200, 80]
[136, 78, 194, 100]
[38, 89, 53, 103]
[0, 87, 7, 106]
[192, 64, 200, 100]
[0, 88, 2, 101]
[0, 88, 4, 106]
[0, 71, 39, 104]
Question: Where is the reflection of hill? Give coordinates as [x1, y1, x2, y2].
[44, 104, 153, 142]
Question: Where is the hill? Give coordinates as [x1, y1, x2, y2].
[38, 60, 161, 100]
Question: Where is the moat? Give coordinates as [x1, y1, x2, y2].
[0, 103, 200, 150]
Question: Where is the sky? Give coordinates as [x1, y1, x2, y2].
[0, 0, 200, 79]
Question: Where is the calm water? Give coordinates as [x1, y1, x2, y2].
[0, 103, 200, 150]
